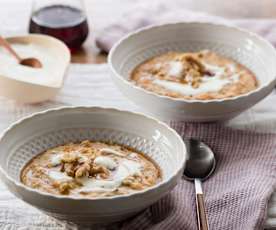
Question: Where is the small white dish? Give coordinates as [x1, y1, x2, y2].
[0, 34, 70, 103]
[108, 22, 276, 122]
[0, 106, 186, 225]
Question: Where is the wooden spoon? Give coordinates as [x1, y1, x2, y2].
[0, 36, 42, 68]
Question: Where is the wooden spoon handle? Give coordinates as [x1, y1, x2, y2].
[195, 179, 209, 230]
[0, 36, 21, 61]
[196, 193, 209, 230]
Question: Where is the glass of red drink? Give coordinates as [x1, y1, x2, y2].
[29, 0, 89, 52]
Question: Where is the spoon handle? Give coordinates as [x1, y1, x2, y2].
[0, 36, 21, 62]
[195, 178, 209, 230]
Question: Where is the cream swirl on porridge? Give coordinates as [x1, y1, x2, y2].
[130, 50, 258, 100]
[21, 140, 161, 197]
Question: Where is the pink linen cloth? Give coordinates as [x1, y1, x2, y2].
[95, 2, 276, 52]
[120, 123, 276, 230]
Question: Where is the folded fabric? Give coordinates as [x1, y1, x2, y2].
[95, 1, 276, 52]
[120, 123, 276, 230]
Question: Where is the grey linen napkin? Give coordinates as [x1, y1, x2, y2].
[120, 123, 276, 230]
[95, 2, 276, 53]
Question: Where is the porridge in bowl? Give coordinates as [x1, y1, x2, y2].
[21, 140, 161, 197]
[130, 50, 258, 100]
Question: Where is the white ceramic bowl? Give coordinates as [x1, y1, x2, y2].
[0, 107, 186, 225]
[108, 22, 276, 122]
[0, 35, 70, 104]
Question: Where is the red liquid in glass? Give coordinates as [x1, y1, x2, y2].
[29, 5, 89, 51]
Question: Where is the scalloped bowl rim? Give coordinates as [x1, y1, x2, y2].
[108, 21, 276, 104]
[0, 106, 186, 201]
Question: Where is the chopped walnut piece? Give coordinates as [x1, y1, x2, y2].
[30, 180, 40, 188]
[75, 163, 91, 178]
[63, 163, 76, 177]
[80, 148, 89, 154]
[80, 140, 92, 147]
[191, 80, 201, 89]
[61, 152, 78, 163]
[185, 56, 206, 73]
[99, 172, 109, 179]
[63, 143, 75, 152]
[90, 165, 109, 177]
[197, 53, 204, 58]
[122, 177, 144, 190]
[174, 54, 215, 88]
[142, 176, 156, 186]
[129, 182, 144, 190]
[52, 180, 77, 195]
[58, 182, 75, 194]
[148, 68, 159, 75]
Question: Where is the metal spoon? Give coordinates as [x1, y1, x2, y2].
[183, 138, 216, 230]
[0, 36, 42, 68]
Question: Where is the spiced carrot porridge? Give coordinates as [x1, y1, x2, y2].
[130, 50, 258, 100]
[21, 140, 161, 197]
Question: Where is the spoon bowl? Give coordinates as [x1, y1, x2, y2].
[184, 139, 216, 181]
[20, 57, 43, 68]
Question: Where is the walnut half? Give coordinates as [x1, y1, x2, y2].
[75, 163, 91, 178]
